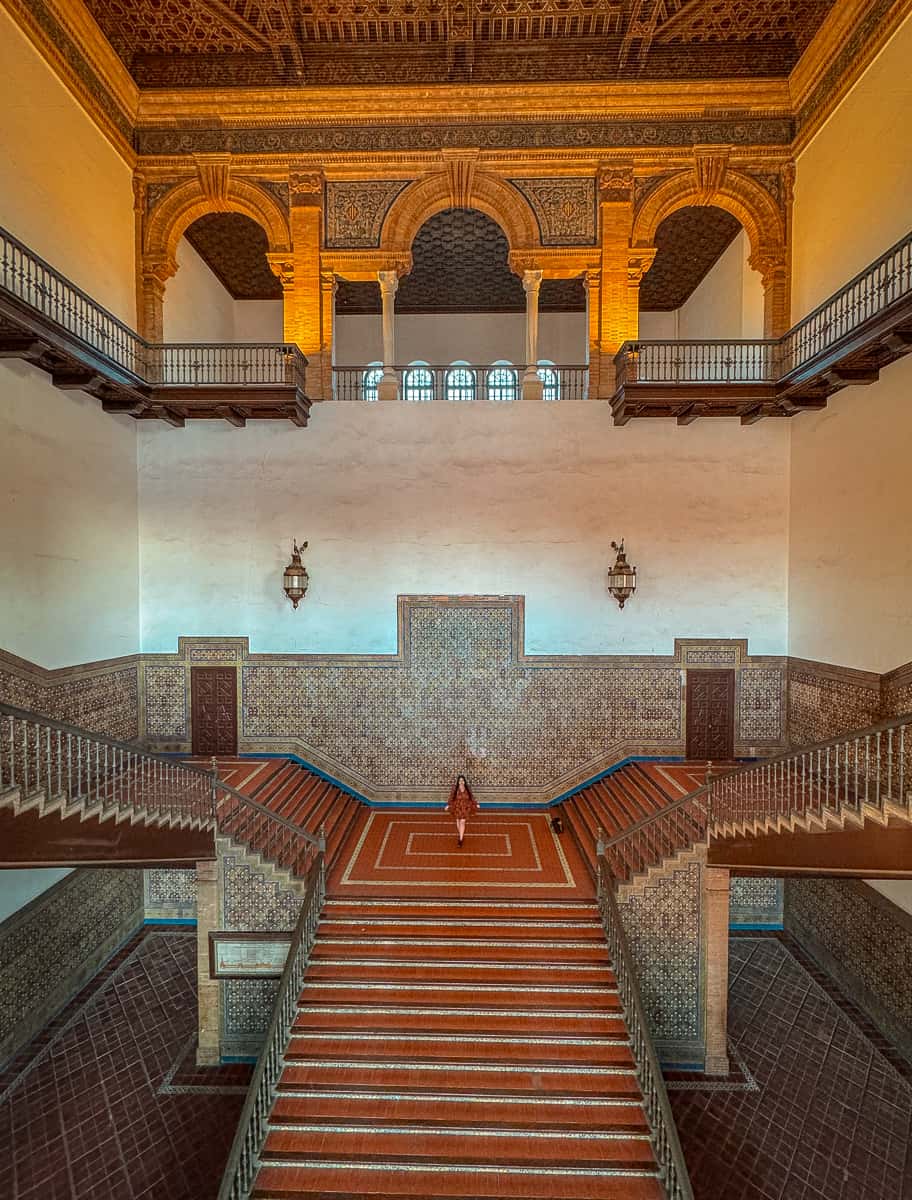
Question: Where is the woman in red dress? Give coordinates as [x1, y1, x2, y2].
[446, 774, 478, 847]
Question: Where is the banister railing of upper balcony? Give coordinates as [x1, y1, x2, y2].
[777, 228, 912, 375]
[614, 339, 778, 389]
[0, 702, 323, 877]
[332, 363, 590, 402]
[0, 225, 147, 380]
[599, 711, 912, 885]
[149, 342, 307, 388]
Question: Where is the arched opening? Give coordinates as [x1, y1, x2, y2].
[333, 208, 586, 375]
[163, 212, 284, 345]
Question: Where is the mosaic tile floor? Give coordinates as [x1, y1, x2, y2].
[671, 934, 912, 1200]
[0, 926, 249, 1200]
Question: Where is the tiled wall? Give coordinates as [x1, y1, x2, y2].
[0, 868, 143, 1064]
[0, 647, 139, 741]
[786, 658, 883, 746]
[784, 878, 912, 1064]
[618, 855, 704, 1066]
[730, 877, 783, 927]
[218, 848, 302, 1057]
[144, 868, 197, 921]
[140, 598, 787, 802]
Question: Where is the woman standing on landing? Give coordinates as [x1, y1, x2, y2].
[446, 774, 478, 846]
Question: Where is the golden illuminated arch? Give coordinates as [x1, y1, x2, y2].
[630, 168, 785, 261]
[143, 176, 292, 266]
[379, 171, 540, 260]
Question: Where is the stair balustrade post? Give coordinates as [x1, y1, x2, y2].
[196, 858, 222, 1066]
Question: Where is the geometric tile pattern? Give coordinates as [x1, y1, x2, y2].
[670, 934, 912, 1200]
[0, 867, 144, 1064]
[738, 667, 783, 741]
[144, 664, 188, 739]
[618, 856, 703, 1051]
[0, 649, 140, 743]
[784, 877, 912, 1064]
[787, 659, 881, 746]
[144, 868, 197, 920]
[0, 927, 246, 1200]
[730, 877, 783, 926]
[223, 978, 280, 1048]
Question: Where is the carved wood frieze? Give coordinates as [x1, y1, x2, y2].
[508, 178, 597, 245]
[324, 180, 413, 249]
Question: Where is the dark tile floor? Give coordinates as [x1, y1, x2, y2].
[1, 925, 909, 1198]
[0, 925, 249, 1200]
[671, 934, 912, 1200]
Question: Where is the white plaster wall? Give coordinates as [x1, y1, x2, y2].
[138, 404, 788, 656]
[677, 231, 763, 340]
[788, 354, 912, 673]
[334, 312, 588, 366]
[792, 12, 912, 318]
[638, 311, 678, 339]
[0, 9, 135, 323]
[0, 869, 72, 925]
[867, 880, 912, 919]
[234, 300, 284, 342]
[0, 360, 139, 667]
[163, 240, 236, 343]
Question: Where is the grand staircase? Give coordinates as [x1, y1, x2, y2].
[249, 894, 664, 1200]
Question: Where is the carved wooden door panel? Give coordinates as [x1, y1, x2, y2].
[191, 667, 238, 756]
[685, 670, 735, 761]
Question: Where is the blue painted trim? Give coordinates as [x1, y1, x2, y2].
[221, 1055, 258, 1064]
[658, 1060, 705, 1072]
[730, 922, 784, 931]
[144, 917, 197, 926]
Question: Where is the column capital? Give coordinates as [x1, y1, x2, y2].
[627, 247, 657, 285]
[142, 254, 178, 286]
[267, 252, 295, 291]
[289, 167, 324, 208]
[749, 246, 789, 288]
[378, 268, 400, 298]
[522, 268, 543, 295]
[597, 162, 634, 204]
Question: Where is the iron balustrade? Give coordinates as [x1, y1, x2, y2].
[217, 853, 325, 1200]
[596, 856, 695, 1200]
[0, 223, 307, 392]
[0, 702, 322, 866]
[615, 340, 778, 386]
[778, 230, 912, 374]
[0, 225, 146, 379]
[599, 712, 912, 885]
[331, 363, 590, 401]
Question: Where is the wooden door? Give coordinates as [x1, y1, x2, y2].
[685, 669, 735, 761]
[191, 667, 238, 756]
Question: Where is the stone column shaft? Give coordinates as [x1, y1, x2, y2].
[196, 858, 221, 1066]
[522, 269, 544, 400]
[703, 865, 731, 1075]
[378, 269, 399, 401]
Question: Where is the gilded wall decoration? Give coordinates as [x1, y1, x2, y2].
[325, 180, 413, 248]
[508, 178, 597, 246]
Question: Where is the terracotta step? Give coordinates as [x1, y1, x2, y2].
[291, 1006, 626, 1037]
[317, 918, 603, 941]
[261, 1125, 655, 1169]
[269, 1091, 648, 1131]
[251, 1161, 663, 1199]
[304, 959, 616, 986]
[323, 899, 599, 921]
[277, 1061, 642, 1097]
[284, 1032, 633, 1067]
[298, 982, 620, 1009]
[312, 939, 611, 964]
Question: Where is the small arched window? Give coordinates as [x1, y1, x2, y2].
[537, 360, 559, 402]
[362, 362, 383, 402]
[486, 361, 518, 403]
[446, 362, 476, 403]
[404, 362, 435, 403]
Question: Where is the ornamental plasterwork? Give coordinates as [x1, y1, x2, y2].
[508, 178, 597, 246]
[325, 180, 413, 248]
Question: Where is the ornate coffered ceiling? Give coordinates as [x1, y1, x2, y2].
[81, 0, 837, 87]
[640, 205, 742, 311]
[184, 213, 282, 300]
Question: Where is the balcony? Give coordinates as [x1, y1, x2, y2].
[613, 229, 912, 424]
[332, 362, 589, 403]
[0, 225, 310, 427]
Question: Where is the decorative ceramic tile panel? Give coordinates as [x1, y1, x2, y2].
[0, 650, 139, 742]
[730, 877, 783, 926]
[144, 664, 187, 738]
[787, 659, 881, 746]
[509, 178, 597, 245]
[325, 180, 412, 248]
[0, 868, 143, 1062]
[785, 878, 912, 1062]
[618, 858, 702, 1050]
[223, 978, 279, 1044]
[739, 668, 783, 742]
[145, 868, 197, 920]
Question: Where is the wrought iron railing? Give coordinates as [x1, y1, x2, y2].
[615, 340, 777, 387]
[332, 363, 590, 402]
[778, 230, 912, 374]
[0, 224, 307, 391]
[217, 852, 325, 1200]
[596, 855, 694, 1200]
[600, 712, 912, 884]
[0, 702, 322, 868]
[615, 228, 912, 391]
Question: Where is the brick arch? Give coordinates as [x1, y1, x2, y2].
[631, 170, 790, 336]
[143, 176, 292, 265]
[379, 171, 540, 261]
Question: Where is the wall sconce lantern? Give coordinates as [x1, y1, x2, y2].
[283, 539, 309, 609]
[607, 539, 636, 609]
